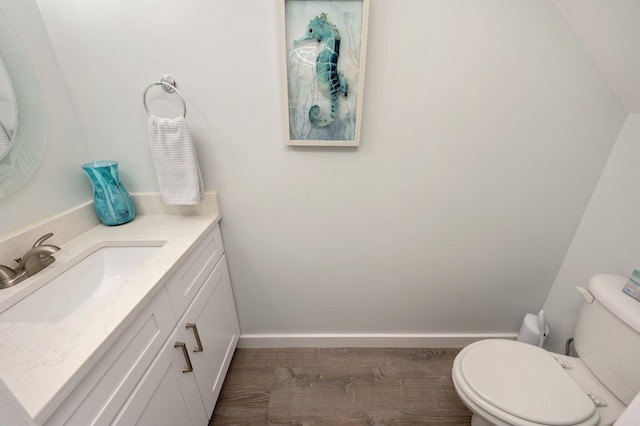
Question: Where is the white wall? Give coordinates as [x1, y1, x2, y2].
[543, 114, 640, 354]
[36, 0, 627, 342]
[553, 0, 640, 113]
[0, 0, 91, 237]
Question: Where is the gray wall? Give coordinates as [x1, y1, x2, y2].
[544, 114, 640, 353]
[9, 0, 629, 343]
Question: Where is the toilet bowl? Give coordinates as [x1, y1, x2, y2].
[452, 339, 621, 425]
[452, 274, 640, 426]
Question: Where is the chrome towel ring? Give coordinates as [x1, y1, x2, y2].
[143, 75, 187, 118]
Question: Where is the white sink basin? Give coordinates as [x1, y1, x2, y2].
[0, 245, 161, 323]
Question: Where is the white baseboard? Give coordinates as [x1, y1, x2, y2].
[237, 333, 517, 348]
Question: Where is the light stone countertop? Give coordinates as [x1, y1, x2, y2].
[0, 193, 221, 423]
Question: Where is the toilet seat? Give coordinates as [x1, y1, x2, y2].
[453, 340, 600, 426]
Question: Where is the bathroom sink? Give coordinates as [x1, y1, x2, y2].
[0, 245, 161, 323]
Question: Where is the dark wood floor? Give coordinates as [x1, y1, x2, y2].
[210, 348, 472, 425]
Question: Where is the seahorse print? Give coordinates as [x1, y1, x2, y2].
[294, 13, 348, 128]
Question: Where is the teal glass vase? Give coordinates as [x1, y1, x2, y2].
[82, 161, 135, 226]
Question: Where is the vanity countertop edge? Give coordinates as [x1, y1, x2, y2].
[0, 192, 222, 423]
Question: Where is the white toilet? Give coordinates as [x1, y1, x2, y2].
[452, 274, 640, 426]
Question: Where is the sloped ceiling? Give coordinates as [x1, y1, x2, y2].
[554, 0, 640, 113]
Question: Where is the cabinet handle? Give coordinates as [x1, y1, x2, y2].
[174, 341, 193, 373]
[186, 323, 204, 352]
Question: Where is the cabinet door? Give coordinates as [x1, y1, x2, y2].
[46, 288, 176, 426]
[180, 255, 240, 418]
[112, 328, 208, 426]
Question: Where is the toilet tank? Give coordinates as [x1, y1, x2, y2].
[574, 274, 640, 405]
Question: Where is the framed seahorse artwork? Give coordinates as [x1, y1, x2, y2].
[281, 0, 370, 146]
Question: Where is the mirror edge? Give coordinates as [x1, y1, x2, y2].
[0, 7, 46, 198]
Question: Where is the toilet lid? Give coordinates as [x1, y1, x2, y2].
[459, 340, 596, 425]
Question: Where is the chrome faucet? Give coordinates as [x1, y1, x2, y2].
[0, 233, 60, 289]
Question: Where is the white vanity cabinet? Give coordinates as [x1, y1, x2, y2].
[176, 256, 239, 418]
[45, 223, 239, 426]
[111, 327, 209, 426]
[44, 288, 177, 426]
[114, 256, 239, 425]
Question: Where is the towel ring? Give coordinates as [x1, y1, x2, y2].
[143, 75, 187, 118]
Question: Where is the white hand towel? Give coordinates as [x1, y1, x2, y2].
[147, 115, 204, 205]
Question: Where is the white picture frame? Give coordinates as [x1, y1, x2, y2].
[281, 0, 370, 146]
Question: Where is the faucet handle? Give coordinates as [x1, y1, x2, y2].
[20, 244, 59, 277]
[33, 233, 54, 248]
[31, 233, 60, 260]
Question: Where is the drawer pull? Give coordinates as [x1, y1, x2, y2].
[186, 323, 204, 352]
[174, 341, 193, 372]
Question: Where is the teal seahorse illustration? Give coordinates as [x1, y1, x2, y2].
[294, 13, 347, 128]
